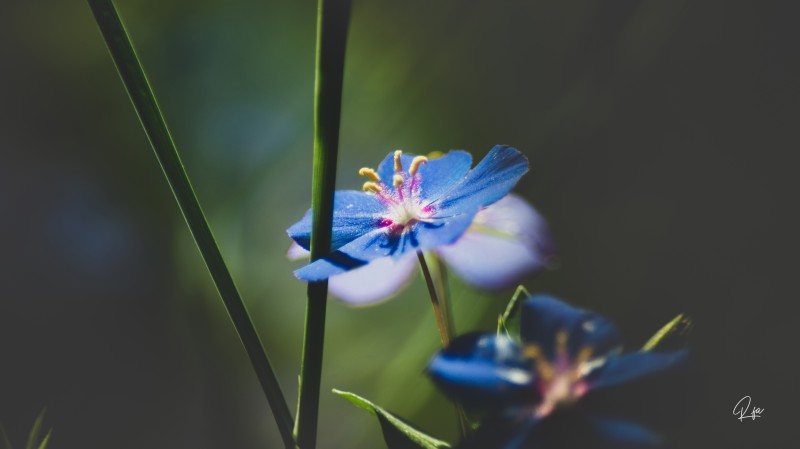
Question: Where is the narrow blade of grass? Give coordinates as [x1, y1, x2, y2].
[86, 2, 294, 447]
[34, 430, 51, 449]
[497, 285, 530, 335]
[295, 0, 352, 448]
[642, 313, 691, 351]
[24, 409, 46, 449]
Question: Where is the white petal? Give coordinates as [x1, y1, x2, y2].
[437, 194, 554, 290]
[328, 253, 418, 305]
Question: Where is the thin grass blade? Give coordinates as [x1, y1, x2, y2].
[295, 0, 352, 447]
[24, 409, 46, 449]
[34, 430, 51, 449]
[86, 1, 294, 447]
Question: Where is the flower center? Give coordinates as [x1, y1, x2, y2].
[524, 330, 595, 418]
[386, 199, 425, 227]
[359, 150, 434, 233]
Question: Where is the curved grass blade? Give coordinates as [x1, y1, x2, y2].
[333, 389, 452, 449]
[24, 409, 47, 449]
[295, 0, 352, 448]
[85, 2, 294, 447]
[497, 285, 530, 335]
[33, 430, 51, 449]
[642, 313, 692, 351]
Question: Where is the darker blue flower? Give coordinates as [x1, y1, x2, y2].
[288, 145, 530, 281]
[427, 295, 689, 449]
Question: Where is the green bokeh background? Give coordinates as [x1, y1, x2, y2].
[1, 0, 797, 448]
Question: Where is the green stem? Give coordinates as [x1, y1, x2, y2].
[416, 251, 452, 346]
[428, 254, 470, 438]
[86, 2, 294, 448]
[295, 0, 352, 448]
[430, 253, 455, 338]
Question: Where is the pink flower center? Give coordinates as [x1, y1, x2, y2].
[523, 331, 597, 418]
[360, 151, 435, 234]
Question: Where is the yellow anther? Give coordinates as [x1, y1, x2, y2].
[393, 173, 404, 189]
[408, 156, 428, 175]
[574, 346, 594, 365]
[393, 150, 403, 172]
[571, 346, 595, 381]
[523, 344, 555, 381]
[523, 344, 542, 359]
[362, 181, 383, 193]
[555, 330, 569, 358]
[536, 359, 556, 382]
[358, 167, 381, 183]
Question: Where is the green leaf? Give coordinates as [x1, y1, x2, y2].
[642, 313, 692, 351]
[333, 389, 451, 449]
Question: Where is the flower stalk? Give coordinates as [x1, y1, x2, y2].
[86, 1, 294, 447]
[430, 253, 456, 337]
[420, 252, 470, 438]
[417, 251, 452, 347]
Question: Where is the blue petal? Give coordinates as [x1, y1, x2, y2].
[587, 417, 662, 447]
[295, 208, 477, 280]
[520, 295, 622, 359]
[589, 350, 689, 391]
[287, 190, 385, 251]
[416, 151, 473, 201]
[293, 247, 369, 281]
[427, 333, 539, 409]
[359, 208, 478, 262]
[413, 208, 479, 255]
[432, 145, 529, 215]
[520, 413, 661, 449]
[437, 194, 555, 290]
[376, 150, 473, 200]
[288, 244, 418, 303]
[454, 417, 538, 449]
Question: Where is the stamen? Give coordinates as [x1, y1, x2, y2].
[523, 344, 555, 382]
[408, 156, 428, 175]
[393, 174, 404, 189]
[523, 344, 543, 359]
[574, 346, 594, 365]
[555, 330, 569, 360]
[571, 346, 594, 381]
[393, 150, 403, 172]
[362, 181, 383, 193]
[358, 167, 381, 183]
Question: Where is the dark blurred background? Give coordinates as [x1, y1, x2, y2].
[1, 0, 798, 448]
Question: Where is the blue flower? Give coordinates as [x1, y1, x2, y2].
[427, 295, 689, 448]
[288, 193, 555, 304]
[288, 146, 537, 284]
